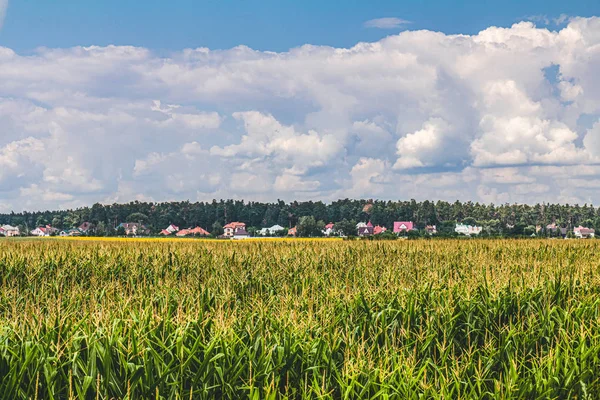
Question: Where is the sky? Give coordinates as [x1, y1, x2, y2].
[1, 1, 600, 211]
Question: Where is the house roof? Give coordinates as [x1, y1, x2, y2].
[366, 221, 373, 228]
[393, 221, 414, 232]
[160, 230, 171, 235]
[189, 226, 210, 235]
[358, 226, 374, 234]
[325, 223, 335, 229]
[234, 228, 248, 236]
[288, 227, 297, 235]
[224, 222, 246, 229]
[574, 226, 595, 234]
[79, 222, 93, 231]
[373, 225, 386, 235]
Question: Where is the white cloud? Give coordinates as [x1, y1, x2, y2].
[364, 17, 412, 29]
[2, 18, 600, 210]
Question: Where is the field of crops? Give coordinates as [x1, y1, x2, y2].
[1, 238, 600, 399]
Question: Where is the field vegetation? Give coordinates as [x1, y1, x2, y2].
[0, 238, 599, 398]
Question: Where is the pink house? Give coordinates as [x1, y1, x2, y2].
[393, 221, 414, 233]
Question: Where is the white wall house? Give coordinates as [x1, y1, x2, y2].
[31, 226, 58, 237]
[455, 223, 482, 236]
[574, 226, 595, 239]
[1, 225, 19, 237]
[258, 225, 285, 236]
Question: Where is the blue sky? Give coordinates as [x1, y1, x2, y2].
[1, 1, 600, 211]
[1, 0, 598, 52]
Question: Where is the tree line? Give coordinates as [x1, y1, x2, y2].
[1, 199, 599, 237]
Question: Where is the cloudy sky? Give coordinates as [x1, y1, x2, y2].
[1, 1, 600, 211]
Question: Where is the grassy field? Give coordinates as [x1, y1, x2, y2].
[1, 238, 600, 399]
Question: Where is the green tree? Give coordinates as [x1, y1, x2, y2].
[335, 219, 357, 237]
[212, 222, 224, 237]
[126, 213, 149, 224]
[297, 216, 321, 237]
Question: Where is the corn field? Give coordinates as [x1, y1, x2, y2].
[1, 238, 600, 399]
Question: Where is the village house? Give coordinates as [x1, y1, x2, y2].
[176, 227, 210, 237]
[232, 226, 250, 239]
[60, 228, 82, 237]
[116, 222, 148, 236]
[455, 223, 482, 236]
[323, 223, 336, 236]
[574, 226, 595, 239]
[425, 225, 437, 235]
[258, 225, 285, 236]
[373, 225, 386, 235]
[160, 224, 181, 235]
[546, 223, 567, 236]
[357, 221, 374, 237]
[393, 221, 414, 234]
[224, 222, 246, 238]
[288, 227, 297, 237]
[166, 224, 179, 233]
[31, 225, 59, 237]
[1, 225, 20, 237]
[78, 222, 95, 234]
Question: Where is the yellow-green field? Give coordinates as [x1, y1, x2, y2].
[1, 238, 600, 398]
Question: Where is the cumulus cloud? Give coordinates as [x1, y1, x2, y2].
[2, 18, 600, 211]
[364, 17, 412, 29]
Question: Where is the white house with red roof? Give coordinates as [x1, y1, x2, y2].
[323, 223, 336, 236]
[1, 225, 20, 237]
[393, 221, 414, 234]
[160, 224, 180, 236]
[574, 226, 595, 239]
[224, 222, 246, 238]
[166, 224, 179, 233]
[31, 225, 58, 237]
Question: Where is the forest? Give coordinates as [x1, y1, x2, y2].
[1, 199, 599, 237]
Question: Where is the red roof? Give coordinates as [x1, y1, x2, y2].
[224, 222, 246, 229]
[160, 229, 171, 235]
[325, 223, 335, 229]
[177, 227, 210, 236]
[189, 226, 210, 236]
[373, 225, 386, 235]
[393, 221, 414, 233]
[288, 227, 297, 236]
[367, 221, 373, 228]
